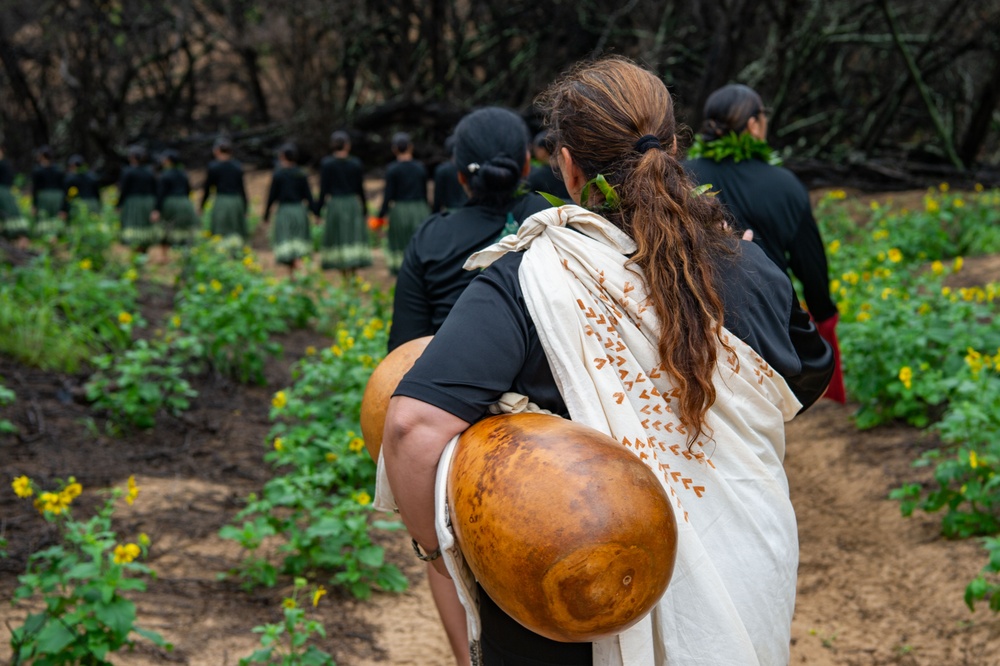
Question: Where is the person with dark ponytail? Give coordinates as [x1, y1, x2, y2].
[318, 130, 371, 277]
[153, 149, 200, 257]
[377, 132, 429, 274]
[31, 145, 66, 239]
[381, 58, 832, 665]
[431, 135, 468, 214]
[263, 142, 316, 274]
[201, 137, 248, 252]
[685, 84, 845, 403]
[116, 145, 158, 250]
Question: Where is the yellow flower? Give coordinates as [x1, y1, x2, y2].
[369, 318, 385, 330]
[68, 186, 79, 199]
[118, 311, 133, 325]
[197, 283, 207, 294]
[126, 475, 139, 505]
[312, 585, 327, 607]
[113, 543, 141, 564]
[325, 452, 338, 462]
[305, 346, 316, 356]
[283, 598, 296, 609]
[856, 311, 871, 322]
[918, 303, 932, 315]
[273, 437, 284, 452]
[354, 490, 371, 506]
[931, 260, 944, 275]
[881, 287, 893, 300]
[139, 532, 151, 548]
[925, 197, 940, 214]
[210, 279, 223, 292]
[171, 315, 181, 327]
[35, 491, 71, 515]
[942, 287, 952, 296]
[876, 251, 886, 262]
[953, 256, 964, 272]
[827, 190, 847, 200]
[330, 345, 343, 357]
[939, 182, 949, 192]
[349, 437, 365, 453]
[12, 475, 33, 498]
[243, 255, 255, 268]
[828, 239, 841, 254]
[974, 183, 984, 193]
[954, 198, 965, 208]
[872, 229, 889, 241]
[272, 391, 287, 409]
[60, 480, 82, 504]
[79, 258, 93, 271]
[898, 366, 913, 390]
[123, 268, 138, 282]
[869, 200, 880, 211]
[267, 294, 277, 303]
[970, 450, 979, 469]
[887, 248, 902, 263]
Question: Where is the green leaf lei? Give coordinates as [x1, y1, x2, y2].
[687, 132, 783, 166]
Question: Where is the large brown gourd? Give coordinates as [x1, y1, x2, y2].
[359, 336, 432, 460]
[448, 412, 677, 642]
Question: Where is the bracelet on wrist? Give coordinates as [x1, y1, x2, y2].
[411, 538, 442, 562]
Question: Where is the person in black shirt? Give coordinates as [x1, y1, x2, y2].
[318, 130, 371, 277]
[387, 106, 551, 665]
[684, 84, 845, 403]
[525, 130, 571, 201]
[263, 142, 316, 274]
[431, 135, 468, 214]
[382, 58, 832, 666]
[117, 145, 159, 251]
[0, 144, 29, 241]
[64, 154, 102, 220]
[153, 150, 199, 258]
[31, 145, 66, 239]
[378, 132, 429, 274]
[201, 137, 248, 253]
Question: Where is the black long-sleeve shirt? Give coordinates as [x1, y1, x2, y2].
[264, 166, 315, 220]
[200, 159, 247, 209]
[116, 165, 157, 207]
[684, 157, 837, 321]
[318, 155, 366, 213]
[378, 160, 427, 217]
[156, 167, 191, 211]
[32, 165, 65, 208]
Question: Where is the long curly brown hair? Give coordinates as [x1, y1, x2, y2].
[536, 56, 736, 443]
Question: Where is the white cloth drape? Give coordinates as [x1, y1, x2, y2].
[463, 205, 801, 665]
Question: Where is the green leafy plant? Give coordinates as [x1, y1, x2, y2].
[239, 577, 335, 666]
[7, 474, 170, 664]
[0, 378, 17, 434]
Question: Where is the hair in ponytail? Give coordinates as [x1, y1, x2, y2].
[453, 107, 528, 208]
[536, 56, 736, 444]
[700, 84, 764, 139]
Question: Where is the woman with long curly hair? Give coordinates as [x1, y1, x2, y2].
[382, 57, 832, 665]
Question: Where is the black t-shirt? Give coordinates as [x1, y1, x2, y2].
[526, 163, 571, 201]
[432, 160, 468, 213]
[387, 193, 552, 351]
[379, 160, 427, 217]
[319, 155, 366, 208]
[201, 159, 247, 208]
[684, 157, 837, 321]
[396, 238, 833, 423]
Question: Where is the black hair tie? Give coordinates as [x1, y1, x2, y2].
[634, 134, 662, 154]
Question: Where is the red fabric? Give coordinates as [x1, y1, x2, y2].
[815, 314, 846, 403]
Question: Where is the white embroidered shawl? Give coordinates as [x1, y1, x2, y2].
[461, 205, 801, 666]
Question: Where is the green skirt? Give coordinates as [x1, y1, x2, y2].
[34, 188, 65, 237]
[210, 194, 247, 251]
[161, 195, 200, 246]
[321, 195, 372, 270]
[272, 203, 312, 265]
[0, 185, 29, 238]
[120, 194, 159, 248]
[386, 200, 429, 274]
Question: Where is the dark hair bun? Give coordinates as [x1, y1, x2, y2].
[476, 156, 522, 191]
[453, 107, 529, 206]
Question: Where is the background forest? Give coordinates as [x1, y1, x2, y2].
[1, 0, 999, 185]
